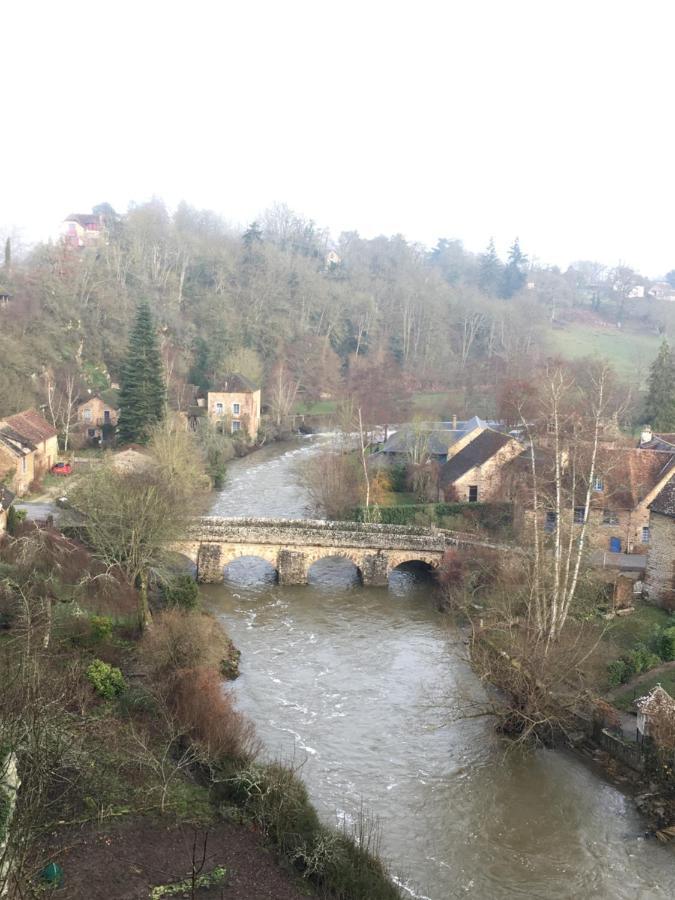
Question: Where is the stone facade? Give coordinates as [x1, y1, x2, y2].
[77, 396, 118, 443]
[646, 512, 675, 609]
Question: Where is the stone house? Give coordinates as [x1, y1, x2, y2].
[439, 428, 523, 503]
[646, 477, 675, 608]
[192, 374, 261, 440]
[0, 485, 16, 533]
[0, 410, 58, 494]
[499, 445, 675, 554]
[77, 395, 119, 444]
[376, 416, 503, 465]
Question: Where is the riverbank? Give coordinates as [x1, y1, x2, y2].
[0, 519, 402, 899]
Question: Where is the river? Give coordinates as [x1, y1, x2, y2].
[202, 438, 672, 899]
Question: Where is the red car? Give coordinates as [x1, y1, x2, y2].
[51, 462, 73, 476]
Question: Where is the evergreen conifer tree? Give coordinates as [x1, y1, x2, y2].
[500, 237, 528, 298]
[478, 238, 502, 295]
[117, 302, 166, 444]
[644, 339, 675, 430]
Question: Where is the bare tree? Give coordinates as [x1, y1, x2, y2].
[43, 370, 79, 452]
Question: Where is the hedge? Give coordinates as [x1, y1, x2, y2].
[348, 501, 512, 530]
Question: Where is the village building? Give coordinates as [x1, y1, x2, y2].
[61, 213, 106, 249]
[500, 445, 675, 554]
[646, 477, 675, 608]
[0, 410, 58, 495]
[77, 395, 119, 444]
[636, 685, 675, 748]
[637, 425, 675, 453]
[189, 374, 261, 440]
[376, 417, 505, 465]
[0, 485, 16, 533]
[439, 428, 523, 503]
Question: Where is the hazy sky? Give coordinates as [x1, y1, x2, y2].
[4, 1, 675, 274]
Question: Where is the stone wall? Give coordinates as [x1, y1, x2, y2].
[646, 512, 675, 609]
[189, 516, 449, 553]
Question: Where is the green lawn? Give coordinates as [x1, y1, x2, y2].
[603, 603, 673, 653]
[610, 670, 675, 712]
[548, 324, 661, 383]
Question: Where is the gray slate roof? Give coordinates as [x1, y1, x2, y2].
[649, 476, 675, 517]
[440, 429, 514, 483]
[379, 417, 496, 458]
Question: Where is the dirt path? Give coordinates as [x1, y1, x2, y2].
[39, 819, 314, 900]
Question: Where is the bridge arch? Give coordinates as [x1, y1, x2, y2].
[223, 554, 278, 585]
[306, 552, 363, 586]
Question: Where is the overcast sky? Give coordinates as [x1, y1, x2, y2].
[4, 1, 674, 274]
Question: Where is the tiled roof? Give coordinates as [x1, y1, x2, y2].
[378, 417, 500, 458]
[2, 409, 57, 443]
[0, 427, 36, 458]
[598, 448, 675, 508]
[440, 429, 515, 483]
[650, 477, 675, 517]
[65, 213, 102, 227]
[210, 373, 258, 393]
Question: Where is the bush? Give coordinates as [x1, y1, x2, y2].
[139, 609, 231, 677]
[89, 615, 113, 642]
[164, 573, 200, 610]
[607, 659, 631, 686]
[172, 667, 258, 762]
[388, 464, 408, 493]
[86, 659, 126, 699]
[659, 626, 675, 662]
[626, 644, 660, 675]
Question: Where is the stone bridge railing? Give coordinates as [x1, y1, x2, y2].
[173, 516, 495, 587]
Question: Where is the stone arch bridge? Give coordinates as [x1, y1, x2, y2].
[173, 517, 494, 587]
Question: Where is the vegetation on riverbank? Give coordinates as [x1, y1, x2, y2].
[0, 484, 402, 898]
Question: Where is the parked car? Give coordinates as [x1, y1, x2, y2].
[51, 462, 73, 476]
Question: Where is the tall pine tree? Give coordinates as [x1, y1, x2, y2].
[644, 339, 675, 430]
[478, 238, 502, 295]
[117, 302, 166, 444]
[500, 237, 528, 298]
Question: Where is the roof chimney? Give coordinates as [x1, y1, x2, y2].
[640, 425, 653, 445]
[452, 414, 458, 430]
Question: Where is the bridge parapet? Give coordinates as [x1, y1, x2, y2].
[190, 516, 449, 553]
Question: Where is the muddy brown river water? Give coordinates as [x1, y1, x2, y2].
[202, 439, 672, 899]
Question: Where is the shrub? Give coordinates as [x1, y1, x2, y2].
[627, 644, 660, 675]
[607, 659, 631, 686]
[388, 464, 408, 493]
[172, 667, 258, 762]
[163, 573, 200, 610]
[86, 659, 126, 699]
[89, 615, 113, 642]
[139, 609, 231, 678]
[659, 627, 675, 662]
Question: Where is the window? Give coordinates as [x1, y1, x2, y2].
[21, 456, 27, 473]
[215, 402, 224, 415]
[573, 507, 586, 524]
[642, 526, 650, 544]
[104, 410, 111, 423]
[231, 420, 241, 433]
[593, 476, 604, 491]
[545, 510, 557, 532]
[603, 509, 619, 525]
[83, 408, 92, 422]
[468, 485, 478, 503]
[232, 402, 240, 415]
[88, 428, 97, 437]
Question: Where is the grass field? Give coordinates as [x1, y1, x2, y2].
[548, 323, 661, 383]
[603, 603, 672, 653]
